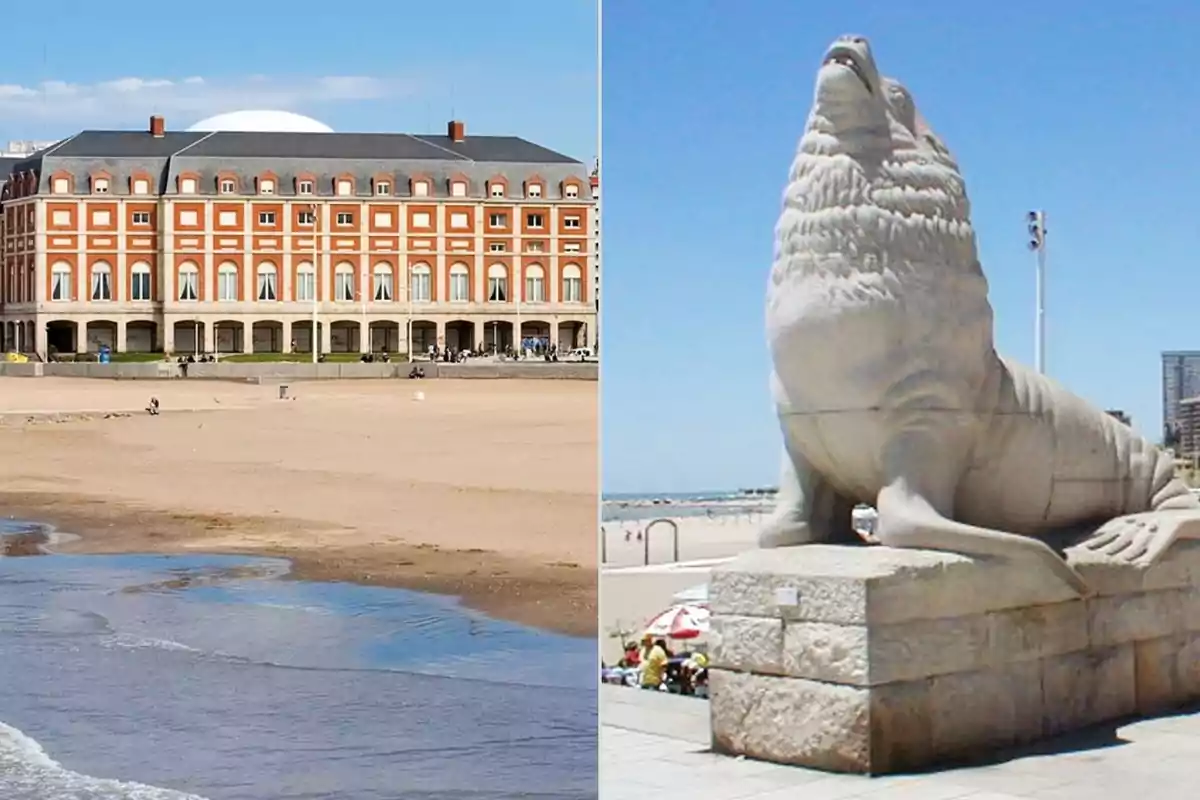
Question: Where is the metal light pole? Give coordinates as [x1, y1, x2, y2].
[1027, 210, 1047, 375]
[311, 203, 319, 364]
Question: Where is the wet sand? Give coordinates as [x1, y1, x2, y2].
[0, 377, 598, 636]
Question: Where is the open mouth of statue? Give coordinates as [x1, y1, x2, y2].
[823, 48, 871, 92]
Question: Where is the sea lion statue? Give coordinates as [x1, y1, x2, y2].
[763, 35, 1200, 594]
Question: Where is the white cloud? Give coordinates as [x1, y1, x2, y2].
[0, 74, 414, 128]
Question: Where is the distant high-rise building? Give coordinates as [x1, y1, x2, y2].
[1161, 351, 1200, 444]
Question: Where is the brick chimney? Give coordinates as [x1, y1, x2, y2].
[447, 119, 465, 142]
[149, 115, 165, 138]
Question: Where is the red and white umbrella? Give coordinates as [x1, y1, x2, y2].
[643, 603, 710, 640]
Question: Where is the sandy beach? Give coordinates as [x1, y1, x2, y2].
[0, 377, 598, 636]
[600, 512, 764, 568]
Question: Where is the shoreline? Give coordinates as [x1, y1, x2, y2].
[1, 491, 596, 638]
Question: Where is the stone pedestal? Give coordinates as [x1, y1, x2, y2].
[708, 541, 1200, 774]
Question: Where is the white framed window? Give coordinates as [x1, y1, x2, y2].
[298, 180, 314, 195]
[334, 263, 355, 301]
[489, 182, 505, 198]
[256, 263, 278, 301]
[217, 263, 238, 301]
[563, 242, 582, 253]
[410, 264, 431, 302]
[220, 179, 236, 195]
[562, 263, 582, 303]
[131, 262, 152, 300]
[259, 179, 275, 195]
[133, 178, 150, 195]
[297, 210, 315, 226]
[412, 180, 429, 197]
[375, 181, 391, 196]
[51, 210, 71, 227]
[411, 212, 431, 229]
[526, 213, 544, 229]
[258, 211, 276, 226]
[52, 177, 70, 194]
[564, 184, 579, 199]
[487, 263, 508, 303]
[526, 183, 542, 198]
[178, 263, 199, 301]
[218, 210, 238, 226]
[524, 264, 546, 303]
[563, 215, 581, 229]
[132, 211, 151, 226]
[178, 210, 198, 227]
[91, 210, 111, 227]
[336, 212, 354, 226]
[296, 262, 315, 301]
[488, 213, 507, 228]
[373, 263, 393, 301]
[450, 212, 469, 229]
[489, 242, 507, 252]
[336, 179, 352, 197]
[450, 181, 467, 197]
[525, 241, 545, 253]
[449, 263, 469, 302]
[50, 262, 72, 301]
[373, 211, 393, 228]
[92, 178, 109, 194]
[180, 177, 197, 194]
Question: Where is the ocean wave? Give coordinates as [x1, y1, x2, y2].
[0, 721, 209, 799]
[102, 633, 201, 654]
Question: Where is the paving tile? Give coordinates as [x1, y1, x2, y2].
[740, 774, 876, 800]
[600, 689, 1200, 800]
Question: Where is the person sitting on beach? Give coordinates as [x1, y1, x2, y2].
[640, 637, 670, 690]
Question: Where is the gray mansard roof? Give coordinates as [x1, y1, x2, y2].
[5, 129, 591, 201]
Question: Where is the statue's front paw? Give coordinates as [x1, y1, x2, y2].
[758, 519, 817, 549]
[1080, 512, 1178, 567]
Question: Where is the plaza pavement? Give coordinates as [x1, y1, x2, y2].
[600, 684, 1200, 799]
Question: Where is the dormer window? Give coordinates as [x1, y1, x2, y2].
[52, 176, 71, 194]
[131, 177, 150, 195]
[180, 177, 197, 194]
[259, 178, 275, 195]
[92, 177, 110, 194]
[336, 178, 353, 197]
[220, 178, 236, 195]
[412, 180, 429, 197]
[489, 181, 506, 199]
[297, 179, 314, 195]
[450, 180, 467, 198]
[526, 183, 542, 199]
[374, 180, 391, 196]
[564, 183, 579, 199]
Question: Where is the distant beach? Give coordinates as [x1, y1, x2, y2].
[0, 377, 597, 636]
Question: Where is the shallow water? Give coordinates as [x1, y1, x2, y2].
[0, 526, 596, 799]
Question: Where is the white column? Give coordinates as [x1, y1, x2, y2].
[116, 200, 127, 302]
[116, 319, 128, 352]
[203, 201, 215, 302]
[241, 320, 252, 353]
[282, 320, 293, 353]
[160, 197, 174, 304]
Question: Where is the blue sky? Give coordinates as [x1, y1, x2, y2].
[601, 0, 1200, 495]
[0, 0, 597, 163]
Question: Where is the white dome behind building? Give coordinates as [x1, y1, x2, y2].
[186, 110, 334, 133]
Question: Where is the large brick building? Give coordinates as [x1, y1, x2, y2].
[0, 114, 596, 357]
